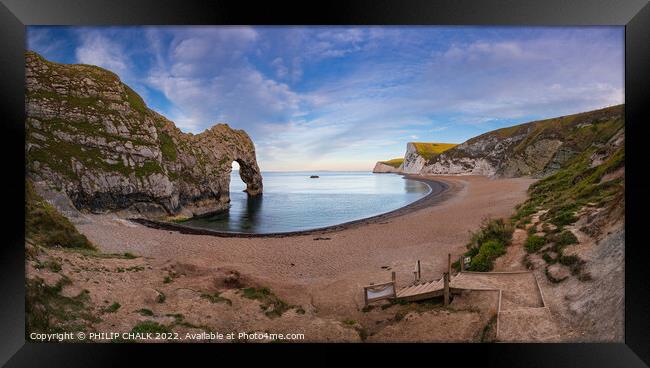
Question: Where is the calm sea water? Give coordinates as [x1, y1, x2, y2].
[183, 171, 430, 234]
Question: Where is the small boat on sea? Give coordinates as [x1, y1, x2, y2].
[310, 175, 319, 178]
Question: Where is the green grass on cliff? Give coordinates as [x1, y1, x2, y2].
[477, 105, 624, 154]
[454, 105, 625, 273]
[158, 131, 178, 162]
[26, 180, 94, 250]
[512, 131, 624, 229]
[124, 85, 148, 115]
[411, 142, 458, 161]
[379, 158, 404, 168]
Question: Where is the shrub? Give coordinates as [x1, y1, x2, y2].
[542, 252, 556, 264]
[463, 218, 513, 272]
[241, 287, 291, 318]
[525, 235, 546, 253]
[468, 252, 491, 272]
[200, 292, 232, 306]
[136, 308, 154, 316]
[468, 240, 506, 272]
[553, 230, 579, 247]
[479, 240, 507, 259]
[468, 218, 513, 249]
[550, 208, 578, 227]
[559, 255, 579, 266]
[104, 302, 121, 313]
[130, 321, 171, 334]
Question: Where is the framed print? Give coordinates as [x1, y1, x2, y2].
[1, 0, 649, 366]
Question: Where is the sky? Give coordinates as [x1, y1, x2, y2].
[27, 26, 624, 171]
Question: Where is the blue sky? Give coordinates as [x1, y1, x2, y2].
[27, 26, 624, 171]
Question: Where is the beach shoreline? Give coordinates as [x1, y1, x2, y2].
[130, 174, 458, 238]
[56, 175, 536, 341]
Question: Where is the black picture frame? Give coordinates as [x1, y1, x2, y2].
[1, 0, 649, 366]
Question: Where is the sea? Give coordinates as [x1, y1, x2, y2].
[182, 171, 431, 234]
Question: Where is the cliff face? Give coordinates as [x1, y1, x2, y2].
[421, 105, 624, 178]
[372, 143, 457, 174]
[25, 51, 263, 218]
[372, 162, 402, 173]
[372, 158, 404, 173]
[401, 143, 426, 174]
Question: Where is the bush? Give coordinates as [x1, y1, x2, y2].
[468, 240, 506, 272]
[550, 209, 578, 227]
[104, 302, 121, 313]
[559, 255, 579, 266]
[542, 252, 557, 264]
[468, 218, 513, 249]
[525, 235, 546, 253]
[480, 240, 507, 259]
[136, 308, 154, 316]
[463, 218, 513, 272]
[241, 287, 291, 318]
[200, 292, 232, 306]
[130, 321, 171, 334]
[468, 252, 491, 272]
[553, 230, 579, 247]
[466, 246, 480, 258]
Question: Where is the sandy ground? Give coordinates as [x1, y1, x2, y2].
[28, 175, 537, 342]
[77, 175, 534, 316]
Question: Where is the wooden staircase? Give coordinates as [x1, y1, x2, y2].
[396, 274, 456, 302]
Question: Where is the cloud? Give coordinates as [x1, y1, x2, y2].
[143, 27, 304, 133]
[27, 26, 624, 170]
[27, 28, 66, 59]
[75, 31, 128, 75]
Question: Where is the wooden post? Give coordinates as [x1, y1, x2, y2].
[447, 253, 452, 277]
[417, 260, 421, 281]
[363, 287, 368, 307]
[443, 272, 450, 306]
[391, 271, 396, 283]
[459, 255, 464, 272]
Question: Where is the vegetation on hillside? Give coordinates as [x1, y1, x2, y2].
[379, 158, 404, 168]
[26, 276, 98, 339]
[511, 131, 624, 230]
[26, 180, 94, 249]
[453, 218, 514, 272]
[411, 142, 458, 161]
[454, 105, 624, 275]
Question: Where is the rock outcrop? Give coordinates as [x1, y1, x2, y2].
[401, 143, 426, 174]
[421, 105, 624, 178]
[372, 161, 403, 173]
[373, 143, 457, 174]
[25, 51, 263, 218]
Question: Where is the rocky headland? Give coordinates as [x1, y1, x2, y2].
[25, 51, 262, 219]
[374, 105, 623, 179]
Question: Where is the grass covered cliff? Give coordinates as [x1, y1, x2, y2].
[373, 142, 457, 173]
[25, 51, 262, 218]
[423, 105, 624, 177]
